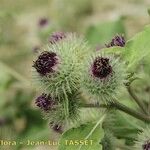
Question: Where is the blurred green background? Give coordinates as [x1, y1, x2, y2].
[0, 0, 149, 149]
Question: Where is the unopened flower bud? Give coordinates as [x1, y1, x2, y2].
[49, 32, 66, 44]
[106, 35, 125, 48]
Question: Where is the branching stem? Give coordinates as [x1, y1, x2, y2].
[81, 100, 150, 123]
[127, 85, 147, 114]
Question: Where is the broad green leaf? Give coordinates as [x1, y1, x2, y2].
[86, 19, 126, 46]
[123, 25, 150, 71]
[103, 111, 140, 146]
[58, 115, 105, 150]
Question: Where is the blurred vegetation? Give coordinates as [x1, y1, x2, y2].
[0, 0, 149, 149]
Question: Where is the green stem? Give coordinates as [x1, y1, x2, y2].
[81, 101, 150, 123]
[0, 61, 30, 86]
[127, 85, 147, 114]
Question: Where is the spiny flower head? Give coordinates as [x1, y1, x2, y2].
[43, 91, 81, 131]
[81, 52, 126, 103]
[49, 32, 66, 44]
[106, 35, 125, 48]
[32, 33, 90, 97]
[33, 51, 59, 76]
[135, 127, 150, 150]
[35, 93, 57, 111]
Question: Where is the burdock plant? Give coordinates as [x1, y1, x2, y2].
[32, 25, 150, 150]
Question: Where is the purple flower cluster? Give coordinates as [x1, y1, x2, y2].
[33, 51, 58, 76]
[49, 32, 66, 44]
[35, 93, 56, 111]
[106, 35, 125, 48]
[143, 141, 150, 150]
[92, 57, 112, 79]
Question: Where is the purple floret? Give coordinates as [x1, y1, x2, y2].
[106, 35, 125, 48]
[33, 51, 58, 76]
[91, 57, 112, 79]
[35, 93, 56, 111]
[49, 32, 66, 44]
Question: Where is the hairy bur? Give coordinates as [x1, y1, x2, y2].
[32, 33, 91, 98]
[32, 32, 109, 135]
[81, 52, 126, 103]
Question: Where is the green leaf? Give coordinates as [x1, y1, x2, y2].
[86, 19, 126, 46]
[103, 110, 140, 146]
[59, 115, 105, 150]
[123, 25, 150, 71]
